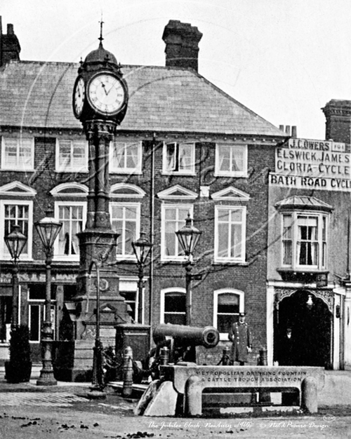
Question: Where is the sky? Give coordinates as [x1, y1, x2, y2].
[1, 0, 351, 140]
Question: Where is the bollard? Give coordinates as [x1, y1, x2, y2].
[160, 346, 169, 365]
[259, 347, 268, 366]
[258, 347, 270, 404]
[222, 346, 230, 365]
[301, 376, 318, 413]
[122, 346, 133, 398]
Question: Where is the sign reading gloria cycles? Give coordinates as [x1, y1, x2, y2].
[271, 138, 351, 191]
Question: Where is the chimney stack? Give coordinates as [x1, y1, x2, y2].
[0, 16, 21, 67]
[322, 100, 351, 144]
[162, 20, 202, 72]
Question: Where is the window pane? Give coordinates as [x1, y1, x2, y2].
[216, 208, 244, 260]
[72, 141, 86, 168]
[164, 207, 189, 257]
[218, 314, 237, 333]
[57, 205, 83, 256]
[111, 205, 138, 257]
[165, 313, 186, 325]
[179, 143, 193, 170]
[126, 143, 139, 169]
[165, 293, 186, 312]
[4, 204, 29, 255]
[218, 145, 230, 172]
[166, 143, 176, 171]
[231, 145, 244, 172]
[59, 141, 71, 168]
[29, 305, 40, 341]
[218, 293, 239, 313]
[164, 292, 186, 325]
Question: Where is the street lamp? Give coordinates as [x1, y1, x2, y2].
[35, 211, 62, 386]
[175, 214, 201, 326]
[4, 225, 27, 329]
[132, 231, 153, 324]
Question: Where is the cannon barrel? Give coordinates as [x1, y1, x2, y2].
[153, 324, 220, 349]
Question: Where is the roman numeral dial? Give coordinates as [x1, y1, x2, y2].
[87, 73, 126, 116]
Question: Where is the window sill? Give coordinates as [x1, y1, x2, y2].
[110, 170, 142, 175]
[1, 167, 34, 172]
[55, 169, 88, 173]
[214, 172, 248, 179]
[161, 171, 196, 177]
[212, 261, 248, 266]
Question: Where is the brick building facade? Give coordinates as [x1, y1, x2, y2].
[0, 16, 292, 369]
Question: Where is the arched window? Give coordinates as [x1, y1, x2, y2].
[160, 288, 186, 325]
[110, 184, 144, 260]
[50, 183, 88, 261]
[213, 289, 245, 340]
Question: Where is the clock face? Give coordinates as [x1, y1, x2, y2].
[73, 77, 85, 118]
[87, 73, 126, 116]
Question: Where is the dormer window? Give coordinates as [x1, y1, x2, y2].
[277, 196, 332, 272]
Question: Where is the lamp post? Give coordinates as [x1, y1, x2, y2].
[132, 231, 153, 324]
[35, 211, 62, 386]
[4, 225, 27, 330]
[175, 214, 202, 326]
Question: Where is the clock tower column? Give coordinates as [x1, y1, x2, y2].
[71, 35, 131, 376]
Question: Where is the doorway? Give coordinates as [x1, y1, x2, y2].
[275, 290, 332, 368]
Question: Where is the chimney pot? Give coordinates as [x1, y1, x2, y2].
[162, 20, 202, 72]
[285, 125, 291, 135]
[279, 125, 284, 131]
[291, 126, 297, 138]
[7, 24, 14, 35]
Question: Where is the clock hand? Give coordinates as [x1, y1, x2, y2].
[101, 82, 108, 95]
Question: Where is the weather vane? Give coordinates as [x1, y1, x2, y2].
[99, 13, 104, 45]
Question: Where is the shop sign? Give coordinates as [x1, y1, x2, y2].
[273, 138, 351, 191]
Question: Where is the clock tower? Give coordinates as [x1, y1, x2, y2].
[71, 29, 131, 367]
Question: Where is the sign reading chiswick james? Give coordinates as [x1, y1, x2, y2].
[270, 138, 351, 191]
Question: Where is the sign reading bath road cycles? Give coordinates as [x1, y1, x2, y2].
[270, 138, 351, 191]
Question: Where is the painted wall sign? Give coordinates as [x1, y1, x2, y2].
[273, 138, 351, 191]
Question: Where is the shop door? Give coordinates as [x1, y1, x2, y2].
[275, 290, 332, 368]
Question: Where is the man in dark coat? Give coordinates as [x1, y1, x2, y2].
[228, 312, 252, 365]
[279, 327, 295, 366]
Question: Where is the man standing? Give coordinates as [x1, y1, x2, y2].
[228, 312, 252, 365]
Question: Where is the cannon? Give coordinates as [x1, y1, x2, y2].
[152, 323, 220, 365]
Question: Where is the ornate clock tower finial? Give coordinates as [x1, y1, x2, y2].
[99, 15, 104, 46]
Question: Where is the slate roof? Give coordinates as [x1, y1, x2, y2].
[0, 60, 285, 137]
